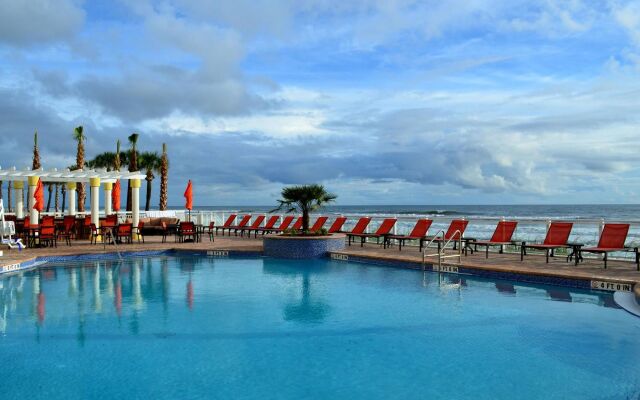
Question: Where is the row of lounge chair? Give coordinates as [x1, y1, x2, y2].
[210, 214, 638, 270]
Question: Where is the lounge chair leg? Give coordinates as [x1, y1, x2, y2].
[546, 249, 549, 263]
[603, 253, 607, 269]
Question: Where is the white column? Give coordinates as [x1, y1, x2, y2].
[131, 179, 141, 233]
[90, 178, 100, 229]
[13, 181, 24, 219]
[104, 182, 112, 216]
[67, 182, 77, 216]
[27, 176, 38, 224]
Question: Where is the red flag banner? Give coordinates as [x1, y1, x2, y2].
[184, 180, 193, 210]
[33, 179, 45, 212]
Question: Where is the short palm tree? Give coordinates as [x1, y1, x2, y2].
[126, 133, 139, 211]
[138, 151, 162, 211]
[159, 143, 169, 211]
[273, 184, 337, 232]
[87, 151, 118, 171]
[7, 181, 11, 212]
[73, 126, 86, 212]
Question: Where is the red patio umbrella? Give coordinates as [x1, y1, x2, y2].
[184, 180, 193, 221]
[33, 178, 44, 212]
[112, 180, 121, 212]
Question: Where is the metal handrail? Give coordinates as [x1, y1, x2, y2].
[422, 229, 463, 271]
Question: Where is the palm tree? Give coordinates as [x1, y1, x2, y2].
[138, 152, 162, 211]
[61, 183, 66, 213]
[32, 130, 41, 170]
[273, 184, 337, 232]
[54, 183, 59, 212]
[159, 143, 169, 211]
[114, 140, 121, 171]
[126, 133, 139, 211]
[72, 126, 86, 212]
[87, 152, 118, 171]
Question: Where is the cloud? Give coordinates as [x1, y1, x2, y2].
[0, 0, 85, 46]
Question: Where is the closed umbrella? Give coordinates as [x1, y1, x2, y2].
[184, 180, 193, 221]
[112, 180, 121, 212]
[33, 179, 44, 212]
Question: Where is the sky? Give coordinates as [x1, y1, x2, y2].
[1, 0, 640, 206]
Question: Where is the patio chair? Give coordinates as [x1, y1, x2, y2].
[238, 215, 266, 237]
[177, 221, 196, 243]
[385, 219, 433, 251]
[469, 221, 518, 258]
[57, 217, 76, 246]
[160, 221, 170, 243]
[579, 223, 639, 270]
[135, 221, 145, 244]
[116, 223, 133, 244]
[214, 214, 237, 236]
[328, 217, 347, 233]
[347, 218, 396, 247]
[204, 221, 215, 242]
[89, 223, 100, 245]
[520, 222, 573, 263]
[220, 215, 251, 236]
[39, 225, 57, 248]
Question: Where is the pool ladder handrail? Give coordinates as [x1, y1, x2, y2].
[422, 230, 463, 271]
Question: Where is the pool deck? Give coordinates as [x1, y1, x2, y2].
[1, 235, 639, 293]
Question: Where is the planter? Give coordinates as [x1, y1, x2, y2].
[263, 234, 346, 259]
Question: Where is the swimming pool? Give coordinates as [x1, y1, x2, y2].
[1, 255, 638, 399]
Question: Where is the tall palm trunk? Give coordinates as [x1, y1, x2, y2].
[46, 183, 53, 212]
[74, 126, 86, 212]
[159, 143, 168, 211]
[126, 133, 139, 212]
[145, 170, 154, 211]
[7, 181, 11, 212]
[54, 183, 59, 212]
[61, 184, 66, 213]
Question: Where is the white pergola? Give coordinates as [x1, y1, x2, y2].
[0, 166, 146, 232]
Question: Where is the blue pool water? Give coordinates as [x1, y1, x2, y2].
[0, 255, 639, 399]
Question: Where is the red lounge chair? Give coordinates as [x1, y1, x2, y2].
[425, 219, 469, 251]
[470, 221, 518, 258]
[385, 219, 433, 251]
[237, 215, 265, 236]
[215, 214, 237, 236]
[309, 216, 328, 232]
[343, 217, 372, 244]
[220, 215, 251, 236]
[520, 222, 573, 263]
[239, 215, 269, 237]
[258, 215, 295, 235]
[328, 217, 347, 233]
[240, 215, 272, 237]
[579, 223, 639, 270]
[291, 217, 303, 230]
[347, 218, 396, 247]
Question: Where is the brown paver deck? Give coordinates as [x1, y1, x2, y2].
[2, 235, 639, 290]
[337, 242, 640, 286]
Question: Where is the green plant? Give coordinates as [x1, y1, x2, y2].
[272, 185, 337, 232]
